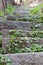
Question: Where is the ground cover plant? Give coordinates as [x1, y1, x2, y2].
[0, 55, 12, 65]
[5, 5, 15, 16]
[5, 37, 43, 53]
[0, 11, 4, 17]
[9, 30, 43, 38]
[5, 30, 43, 53]
[0, 5, 15, 21]
[0, 48, 2, 54]
[30, 4, 43, 14]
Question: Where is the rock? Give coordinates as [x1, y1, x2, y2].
[4, 53, 43, 65]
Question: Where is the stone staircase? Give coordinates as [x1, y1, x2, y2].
[0, 5, 43, 65]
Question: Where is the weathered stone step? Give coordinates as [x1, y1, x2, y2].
[15, 10, 29, 14]
[2, 37, 43, 45]
[0, 21, 43, 30]
[2, 53, 43, 65]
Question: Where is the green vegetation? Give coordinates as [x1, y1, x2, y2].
[15, 13, 43, 23]
[0, 37, 2, 44]
[0, 5, 15, 17]
[0, 4, 43, 54]
[0, 11, 4, 17]
[15, 4, 43, 23]
[5, 30, 43, 53]
[28, 4, 43, 23]
[5, 5, 15, 16]
[26, 44, 43, 52]
[26, 31, 43, 38]
[30, 4, 43, 14]
[0, 55, 11, 65]
[5, 37, 43, 53]
[6, 38, 43, 53]
[9, 30, 43, 38]
[0, 4, 43, 23]
[0, 48, 2, 54]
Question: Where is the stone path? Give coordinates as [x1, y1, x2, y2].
[0, 5, 43, 65]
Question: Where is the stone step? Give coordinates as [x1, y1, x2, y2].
[1, 53, 43, 65]
[0, 21, 43, 30]
[2, 37, 43, 45]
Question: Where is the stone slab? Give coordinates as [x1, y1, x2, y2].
[0, 21, 43, 30]
[3, 53, 43, 65]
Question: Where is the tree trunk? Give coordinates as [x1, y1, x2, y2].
[2, 0, 15, 11]
[2, 0, 5, 11]
[5, 0, 7, 8]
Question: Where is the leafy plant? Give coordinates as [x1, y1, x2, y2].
[0, 11, 4, 17]
[5, 5, 15, 16]
[9, 30, 43, 38]
[27, 31, 43, 38]
[26, 44, 43, 52]
[0, 55, 11, 65]
[6, 37, 43, 53]
[30, 4, 43, 14]
[6, 38, 27, 53]
[9, 30, 25, 38]
[0, 4, 16, 21]
[0, 48, 2, 54]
